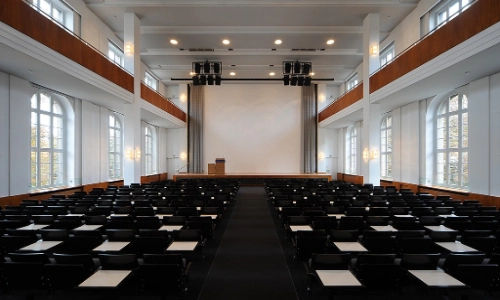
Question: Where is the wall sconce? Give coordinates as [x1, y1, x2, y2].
[319, 94, 325, 102]
[125, 43, 134, 55]
[370, 44, 379, 55]
[318, 152, 325, 160]
[363, 149, 379, 161]
[126, 149, 134, 160]
[180, 94, 187, 102]
[126, 148, 141, 160]
[180, 152, 187, 161]
[134, 148, 141, 160]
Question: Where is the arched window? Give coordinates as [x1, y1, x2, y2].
[108, 114, 122, 179]
[144, 125, 155, 175]
[346, 126, 357, 174]
[31, 92, 65, 189]
[435, 93, 468, 189]
[380, 115, 392, 178]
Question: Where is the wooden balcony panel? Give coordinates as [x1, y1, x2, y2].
[140, 83, 187, 123]
[318, 83, 363, 123]
[370, 0, 500, 93]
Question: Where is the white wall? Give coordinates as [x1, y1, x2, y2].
[166, 128, 187, 178]
[204, 84, 301, 173]
[0, 72, 10, 197]
[81, 101, 103, 184]
[489, 72, 500, 196]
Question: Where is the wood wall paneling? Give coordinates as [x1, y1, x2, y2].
[141, 83, 187, 123]
[318, 83, 363, 122]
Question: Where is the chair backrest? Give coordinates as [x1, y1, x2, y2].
[442, 253, 486, 274]
[310, 253, 350, 270]
[137, 264, 185, 292]
[2, 262, 45, 289]
[45, 264, 90, 290]
[53, 253, 96, 272]
[98, 253, 139, 270]
[400, 253, 440, 270]
[106, 229, 136, 241]
[40, 228, 70, 241]
[8, 252, 51, 264]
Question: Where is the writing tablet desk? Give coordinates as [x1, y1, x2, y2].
[425, 225, 456, 232]
[370, 225, 398, 232]
[316, 270, 363, 287]
[333, 242, 368, 253]
[435, 241, 480, 253]
[408, 270, 466, 288]
[18, 240, 62, 251]
[17, 224, 49, 231]
[92, 241, 130, 252]
[79, 270, 131, 288]
[289, 225, 313, 232]
[166, 241, 199, 251]
[159, 225, 183, 231]
[73, 225, 103, 231]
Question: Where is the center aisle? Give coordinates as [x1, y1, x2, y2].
[197, 186, 298, 300]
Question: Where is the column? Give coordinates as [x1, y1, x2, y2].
[361, 13, 381, 185]
[123, 13, 142, 185]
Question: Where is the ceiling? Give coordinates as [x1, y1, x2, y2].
[82, 0, 419, 86]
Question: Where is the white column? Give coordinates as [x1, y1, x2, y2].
[361, 13, 381, 185]
[123, 13, 142, 185]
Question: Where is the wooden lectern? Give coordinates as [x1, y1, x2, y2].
[215, 158, 225, 174]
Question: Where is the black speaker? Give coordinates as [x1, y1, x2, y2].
[194, 63, 201, 74]
[199, 75, 207, 85]
[302, 63, 310, 74]
[192, 76, 199, 86]
[298, 76, 304, 86]
[207, 75, 214, 85]
[291, 76, 298, 86]
[284, 62, 292, 74]
[293, 62, 301, 74]
[213, 63, 220, 74]
[305, 77, 312, 86]
[283, 75, 290, 86]
[215, 76, 222, 85]
[203, 62, 211, 74]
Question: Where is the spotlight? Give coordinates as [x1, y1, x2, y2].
[298, 76, 304, 86]
[293, 62, 301, 74]
[284, 62, 292, 74]
[283, 75, 290, 86]
[207, 75, 214, 85]
[305, 77, 312, 86]
[192, 76, 200, 86]
[199, 75, 207, 85]
[291, 76, 298, 86]
[215, 76, 222, 85]
[302, 63, 310, 74]
[194, 63, 201, 74]
[203, 62, 211, 74]
[213, 63, 220, 74]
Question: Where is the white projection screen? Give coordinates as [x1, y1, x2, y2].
[204, 84, 301, 173]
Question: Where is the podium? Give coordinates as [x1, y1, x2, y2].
[208, 163, 216, 174]
[215, 158, 225, 174]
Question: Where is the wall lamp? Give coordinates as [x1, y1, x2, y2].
[363, 149, 379, 161]
[126, 148, 141, 161]
[370, 44, 379, 55]
[125, 43, 134, 55]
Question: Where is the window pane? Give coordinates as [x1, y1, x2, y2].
[40, 0, 51, 14]
[449, 115, 459, 148]
[437, 117, 447, 149]
[31, 112, 38, 147]
[53, 152, 63, 185]
[438, 10, 447, 24]
[31, 95, 38, 109]
[462, 95, 468, 109]
[449, 95, 459, 112]
[387, 116, 392, 127]
[40, 94, 51, 112]
[387, 154, 392, 177]
[39, 115, 52, 148]
[109, 115, 115, 127]
[449, 2, 459, 16]
[449, 152, 459, 186]
[387, 129, 392, 151]
[436, 152, 446, 184]
[462, 112, 468, 148]
[437, 101, 447, 115]
[462, 152, 469, 187]
[31, 151, 38, 187]
[53, 101, 62, 114]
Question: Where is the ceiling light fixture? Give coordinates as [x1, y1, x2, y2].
[327, 39, 335, 45]
[230, 72, 236, 76]
[269, 72, 275, 76]
[170, 39, 178, 45]
[274, 39, 282, 45]
[223, 39, 230, 45]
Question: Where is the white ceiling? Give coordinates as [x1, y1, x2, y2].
[82, 0, 419, 86]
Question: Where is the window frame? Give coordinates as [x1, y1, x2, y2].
[346, 126, 357, 174]
[430, 0, 471, 31]
[379, 43, 395, 67]
[144, 71, 158, 91]
[31, 92, 66, 189]
[108, 41, 125, 68]
[144, 125, 155, 175]
[31, 0, 74, 32]
[108, 113, 123, 180]
[434, 92, 469, 189]
[380, 115, 393, 179]
[346, 73, 359, 92]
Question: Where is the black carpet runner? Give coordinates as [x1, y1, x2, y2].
[197, 186, 298, 300]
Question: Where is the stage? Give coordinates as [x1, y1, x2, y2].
[172, 173, 333, 184]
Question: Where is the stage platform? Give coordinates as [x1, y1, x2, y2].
[172, 173, 332, 184]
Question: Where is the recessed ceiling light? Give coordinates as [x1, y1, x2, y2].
[190, 72, 195, 75]
[274, 39, 282, 45]
[269, 72, 275, 76]
[170, 39, 178, 45]
[327, 39, 335, 45]
[310, 72, 315, 76]
[223, 39, 230, 45]
[230, 72, 236, 76]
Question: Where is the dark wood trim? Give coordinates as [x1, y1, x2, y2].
[318, 83, 363, 122]
[140, 173, 168, 184]
[337, 173, 364, 185]
[141, 83, 187, 122]
[370, 0, 500, 93]
[0, 0, 134, 93]
[173, 173, 332, 182]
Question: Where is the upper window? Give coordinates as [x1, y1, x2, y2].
[108, 42, 124, 67]
[430, 0, 471, 31]
[380, 115, 393, 178]
[346, 126, 357, 174]
[435, 93, 468, 189]
[346, 74, 359, 92]
[108, 114, 123, 179]
[31, 92, 65, 189]
[380, 43, 395, 67]
[144, 72, 158, 91]
[144, 125, 156, 175]
[32, 0, 75, 32]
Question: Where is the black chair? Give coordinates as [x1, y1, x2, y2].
[98, 253, 139, 270]
[134, 236, 166, 255]
[52, 253, 97, 274]
[361, 236, 397, 253]
[428, 230, 459, 242]
[40, 228, 70, 241]
[453, 264, 499, 290]
[354, 253, 397, 273]
[328, 229, 359, 242]
[399, 237, 437, 254]
[106, 228, 136, 242]
[442, 253, 486, 275]
[356, 263, 403, 294]
[294, 236, 326, 261]
[8, 252, 51, 264]
[400, 253, 440, 270]
[44, 264, 90, 291]
[135, 216, 160, 230]
[2, 262, 46, 297]
[135, 264, 188, 298]
[305, 253, 351, 295]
